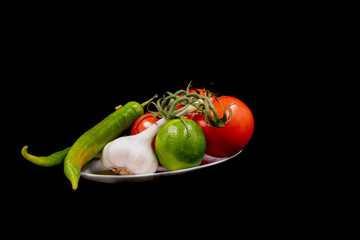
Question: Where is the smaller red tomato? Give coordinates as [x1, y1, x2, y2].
[130, 112, 160, 150]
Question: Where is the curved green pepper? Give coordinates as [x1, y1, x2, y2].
[21, 96, 155, 190]
[64, 99, 154, 190]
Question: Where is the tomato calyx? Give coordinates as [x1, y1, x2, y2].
[148, 81, 232, 129]
[202, 92, 233, 128]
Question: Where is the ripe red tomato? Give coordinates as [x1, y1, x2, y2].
[130, 113, 160, 150]
[192, 96, 254, 158]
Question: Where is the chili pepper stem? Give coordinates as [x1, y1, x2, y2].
[141, 95, 158, 108]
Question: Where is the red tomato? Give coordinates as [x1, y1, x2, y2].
[192, 96, 254, 158]
[130, 113, 160, 150]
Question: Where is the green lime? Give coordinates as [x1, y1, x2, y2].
[155, 118, 206, 171]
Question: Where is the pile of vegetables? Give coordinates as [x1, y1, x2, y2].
[21, 82, 254, 190]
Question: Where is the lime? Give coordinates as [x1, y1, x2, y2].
[155, 118, 206, 171]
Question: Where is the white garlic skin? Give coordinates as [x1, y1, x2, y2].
[101, 134, 158, 175]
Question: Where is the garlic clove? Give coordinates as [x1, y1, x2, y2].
[100, 140, 116, 170]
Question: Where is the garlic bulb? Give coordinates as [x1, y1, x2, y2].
[101, 118, 165, 175]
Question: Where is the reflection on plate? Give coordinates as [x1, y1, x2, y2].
[81, 150, 242, 183]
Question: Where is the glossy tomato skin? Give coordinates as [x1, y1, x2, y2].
[192, 96, 254, 158]
[130, 113, 160, 150]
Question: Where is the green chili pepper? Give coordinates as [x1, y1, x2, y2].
[21, 146, 70, 167]
[64, 97, 156, 190]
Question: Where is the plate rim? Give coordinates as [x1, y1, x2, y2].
[80, 150, 242, 181]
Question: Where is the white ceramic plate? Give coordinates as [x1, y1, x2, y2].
[81, 150, 242, 183]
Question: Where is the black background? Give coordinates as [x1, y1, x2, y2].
[3, 9, 316, 235]
[7, 53, 289, 223]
